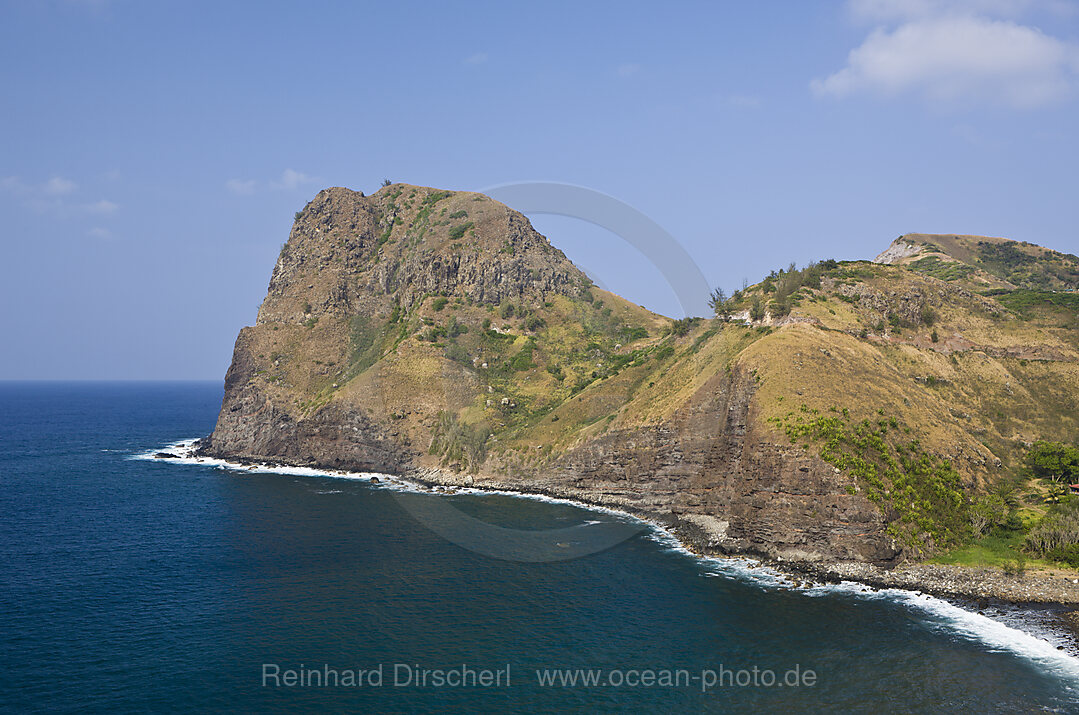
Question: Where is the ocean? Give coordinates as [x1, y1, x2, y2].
[1, 381, 1078, 712]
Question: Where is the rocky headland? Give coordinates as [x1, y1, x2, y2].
[202, 183, 1079, 608]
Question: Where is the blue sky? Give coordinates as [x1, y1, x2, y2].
[2, 0, 1078, 379]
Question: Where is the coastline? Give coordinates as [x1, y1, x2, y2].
[400, 465, 1079, 612]
[143, 438, 1079, 652]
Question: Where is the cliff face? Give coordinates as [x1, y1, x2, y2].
[210, 184, 586, 475]
[497, 364, 896, 563]
[262, 186, 583, 319]
[206, 186, 1078, 566]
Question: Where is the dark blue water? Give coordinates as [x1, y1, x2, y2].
[2, 382, 1077, 713]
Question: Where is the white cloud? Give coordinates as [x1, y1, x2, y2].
[1, 175, 116, 214]
[814, 11, 1079, 108]
[226, 169, 320, 195]
[226, 178, 257, 195]
[44, 176, 77, 195]
[87, 227, 113, 240]
[617, 63, 641, 77]
[2, 175, 78, 199]
[464, 52, 488, 65]
[273, 168, 316, 191]
[84, 199, 118, 214]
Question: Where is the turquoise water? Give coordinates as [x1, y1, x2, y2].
[1, 381, 1077, 712]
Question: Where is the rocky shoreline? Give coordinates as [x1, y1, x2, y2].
[412, 467, 1079, 650]
[791, 561, 1079, 607]
[157, 437, 1079, 652]
[190, 441, 1079, 627]
[400, 465, 1079, 650]
[396, 461, 1079, 609]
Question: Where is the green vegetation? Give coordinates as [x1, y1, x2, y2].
[908, 255, 976, 282]
[688, 327, 719, 355]
[985, 288, 1079, 318]
[652, 344, 675, 361]
[973, 240, 1079, 290]
[1026, 501, 1079, 566]
[774, 406, 968, 551]
[1025, 440, 1079, 504]
[757, 261, 828, 317]
[1027, 440, 1079, 483]
[421, 325, 447, 342]
[748, 296, 765, 322]
[483, 327, 515, 343]
[969, 494, 1009, 537]
[377, 224, 393, 247]
[931, 441, 1079, 567]
[432, 297, 449, 312]
[346, 315, 393, 377]
[932, 530, 1031, 569]
[976, 241, 1036, 284]
[424, 190, 451, 205]
[709, 287, 732, 320]
[446, 315, 467, 338]
[428, 411, 490, 471]
[448, 221, 473, 241]
[508, 338, 537, 371]
[670, 317, 701, 337]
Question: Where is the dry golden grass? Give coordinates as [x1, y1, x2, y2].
[239, 213, 1079, 516]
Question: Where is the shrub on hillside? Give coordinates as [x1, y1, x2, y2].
[1027, 440, 1079, 483]
[670, 317, 701, 337]
[1026, 500, 1079, 561]
[749, 297, 766, 322]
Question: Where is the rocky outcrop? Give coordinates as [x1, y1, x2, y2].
[874, 238, 923, 265]
[209, 314, 897, 565]
[255, 186, 585, 327]
[828, 276, 1005, 324]
[205, 185, 1078, 571]
[208, 328, 413, 473]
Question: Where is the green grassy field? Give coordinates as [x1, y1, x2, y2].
[929, 530, 1056, 570]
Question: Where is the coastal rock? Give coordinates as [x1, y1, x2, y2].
[203, 187, 1079, 573]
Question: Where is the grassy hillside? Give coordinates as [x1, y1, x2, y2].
[879, 233, 1079, 292]
[213, 190, 1079, 565]
[702, 243, 1079, 560]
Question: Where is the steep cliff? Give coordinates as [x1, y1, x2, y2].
[205, 187, 1079, 567]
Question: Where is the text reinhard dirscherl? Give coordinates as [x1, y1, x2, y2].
[260, 664, 817, 692]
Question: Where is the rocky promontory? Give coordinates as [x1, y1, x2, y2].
[204, 184, 1079, 577]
